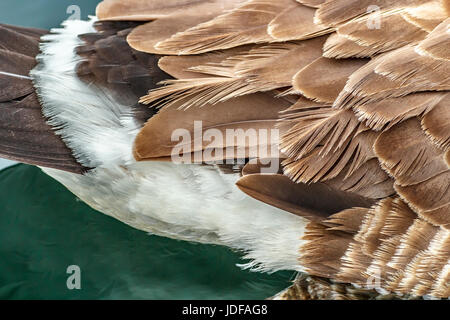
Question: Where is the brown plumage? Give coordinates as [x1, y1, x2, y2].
[0, 24, 85, 173]
[0, 0, 448, 300]
[97, 0, 450, 299]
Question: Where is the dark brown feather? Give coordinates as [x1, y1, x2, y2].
[0, 93, 86, 173]
[77, 21, 171, 124]
[236, 173, 375, 221]
[0, 49, 36, 102]
[0, 24, 86, 173]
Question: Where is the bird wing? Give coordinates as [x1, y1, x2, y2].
[92, 0, 449, 298]
[0, 0, 447, 299]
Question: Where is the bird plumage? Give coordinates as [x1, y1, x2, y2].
[0, 0, 448, 299]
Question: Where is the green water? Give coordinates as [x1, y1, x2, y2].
[0, 1, 294, 299]
[0, 165, 294, 299]
[0, 0, 100, 29]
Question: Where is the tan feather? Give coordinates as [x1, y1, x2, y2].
[128, 16, 218, 55]
[324, 208, 367, 233]
[280, 108, 361, 161]
[365, 199, 417, 284]
[282, 129, 384, 188]
[281, 121, 381, 186]
[157, 46, 254, 79]
[401, 1, 448, 32]
[273, 273, 395, 300]
[421, 94, 450, 150]
[417, 18, 450, 60]
[335, 45, 450, 110]
[268, 3, 331, 41]
[280, 96, 330, 114]
[293, 57, 368, 104]
[154, 0, 292, 55]
[354, 92, 447, 131]
[421, 205, 450, 232]
[376, 47, 450, 91]
[126, 0, 247, 55]
[296, 0, 325, 8]
[444, 0, 450, 15]
[385, 218, 439, 292]
[330, 197, 450, 298]
[134, 93, 290, 160]
[336, 9, 428, 54]
[315, 0, 429, 27]
[323, 32, 375, 59]
[141, 38, 326, 109]
[395, 228, 450, 296]
[375, 118, 449, 186]
[354, 198, 393, 257]
[300, 198, 410, 281]
[326, 159, 395, 200]
[395, 172, 450, 228]
[97, 0, 243, 21]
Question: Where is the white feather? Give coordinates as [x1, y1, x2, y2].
[32, 18, 308, 273]
[31, 17, 139, 168]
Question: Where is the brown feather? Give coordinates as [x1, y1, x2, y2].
[323, 32, 376, 59]
[386, 218, 439, 291]
[280, 108, 361, 161]
[241, 158, 283, 176]
[157, 46, 254, 79]
[154, 0, 292, 55]
[417, 18, 450, 60]
[335, 45, 450, 110]
[395, 172, 450, 228]
[421, 94, 450, 150]
[0, 25, 42, 57]
[375, 118, 449, 186]
[296, 0, 325, 8]
[315, 0, 428, 27]
[134, 93, 290, 160]
[76, 21, 170, 124]
[268, 3, 330, 41]
[444, 0, 450, 15]
[326, 159, 395, 199]
[280, 96, 329, 115]
[236, 173, 375, 221]
[0, 49, 36, 102]
[401, 1, 448, 32]
[336, 10, 428, 55]
[126, 1, 245, 55]
[141, 38, 326, 109]
[0, 23, 46, 39]
[293, 57, 368, 104]
[354, 92, 446, 131]
[97, 0, 244, 21]
[0, 93, 86, 173]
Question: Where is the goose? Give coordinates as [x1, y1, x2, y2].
[0, 0, 449, 300]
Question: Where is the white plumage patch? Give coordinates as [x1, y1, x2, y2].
[44, 163, 307, 272]
[33, 18, 308, 273]
[31, 17, 139, 168]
